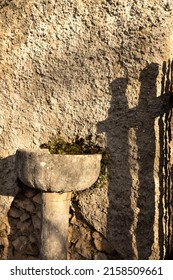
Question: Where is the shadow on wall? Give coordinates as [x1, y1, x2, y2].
[0, 156, 41, 260]
[6, 181, 41, 260]
[0, 155, 18, 259]
[97, 61, 173, 259]
[0, 62, 173, 260]
[0, 155, 17, 196]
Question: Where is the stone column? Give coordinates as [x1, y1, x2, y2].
[41, 192, 72, 260]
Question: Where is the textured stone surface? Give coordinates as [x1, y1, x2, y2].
[76, 185, 109, 237]
[16, 149, 101, 192]
[7, 184, 41, 260]
[68, 214, 97, 260]
[41, 192, 71, 260]
[0, 0, 173, 259]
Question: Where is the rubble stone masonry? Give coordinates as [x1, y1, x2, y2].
[0, 0, 173, 259]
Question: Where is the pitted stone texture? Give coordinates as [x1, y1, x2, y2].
[0, 0, 173, 260]
[76, 185, 109, 237]
[15, 149, 101, 192]
[0, 0, 171, 156]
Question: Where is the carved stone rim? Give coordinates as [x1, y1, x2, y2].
[15, 149, 102, 193]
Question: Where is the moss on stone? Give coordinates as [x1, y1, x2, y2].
[40, 134, 109, 189]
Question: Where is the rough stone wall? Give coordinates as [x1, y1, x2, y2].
[0, 0, 173, 259]
[7, 183, 41, 260]
[2, 183, 110, 260]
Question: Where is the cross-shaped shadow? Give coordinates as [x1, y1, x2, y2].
[97, 62, 173, 259]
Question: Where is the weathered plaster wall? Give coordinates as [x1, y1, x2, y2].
[0, 0, 173, 259]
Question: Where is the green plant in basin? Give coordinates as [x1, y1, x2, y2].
[40, 134, 109, 189]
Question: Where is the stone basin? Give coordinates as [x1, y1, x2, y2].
[15, 148, 102, 259]
[15, 149, 102, 193]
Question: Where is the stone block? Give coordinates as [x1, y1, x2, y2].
[8, 207, 22, 219]
[31, 215, 41, 230]
[32, 193, 42, 205]
[14, 199, 35, 214]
